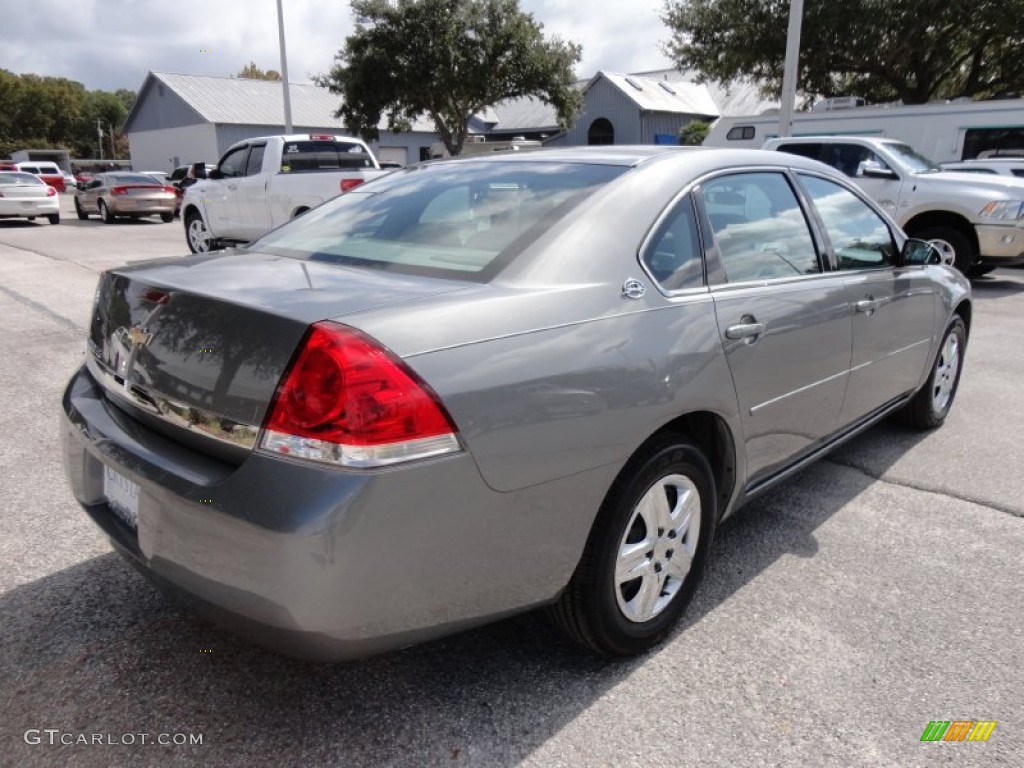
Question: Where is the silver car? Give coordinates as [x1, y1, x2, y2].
[61, 147, 971, 660]
[74, 172, 177, 223]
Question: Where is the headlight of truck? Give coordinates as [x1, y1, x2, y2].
[978, 200, 1024, 220]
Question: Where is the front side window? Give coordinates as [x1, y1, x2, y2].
[641, 195, 704, 290]
[255, 161, 626, 280]
[218, 147, 249, 178]
[245, 145, 266, 176]
[799, 174, 895, 269]
[703, 173, 821, 282]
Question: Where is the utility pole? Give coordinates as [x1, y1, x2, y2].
[108, 122, 117, 160]
[96, 118, 104, 160]
[276, 0, 293, 133]
[777, 0, 805, 138]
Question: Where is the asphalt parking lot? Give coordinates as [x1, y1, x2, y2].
[1, 194, 1021, 767]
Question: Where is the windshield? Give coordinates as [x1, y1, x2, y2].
[254, 160, 627, 281]
[886, 142, 940, 173]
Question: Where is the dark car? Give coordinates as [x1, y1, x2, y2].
[61, 147, 970, 661]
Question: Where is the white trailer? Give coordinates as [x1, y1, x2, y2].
[703, 98, 1024, 163]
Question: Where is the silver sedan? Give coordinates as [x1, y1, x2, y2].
[74, 172, 177, 223]
[61, 147, 970, 660]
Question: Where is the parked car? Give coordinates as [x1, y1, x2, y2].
[139, 171, 170, 184]
[0, 162, 19, 172]
[166, 163, 215, 216]
[61, 147, 971, 662]
[15, 161, 66, 192]
[181, 134, 385, 252]
[61, 170, 77, 191]
[939, 158, 1024, 177]
[0, 171, 60, 223]
[74, 172, 177, 223]
[763, 135, 1024, 275]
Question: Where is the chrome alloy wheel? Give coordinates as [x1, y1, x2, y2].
[927, 238, 957, 267]
[187, 214, 212, 253]
[932, 331, 961, 412]
[615, 473, 701, 623]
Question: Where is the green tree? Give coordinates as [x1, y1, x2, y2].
[662, 0, 1024, 105]
[0, 69, 134, 160]
[319, 0, 582, 156]
[237, 62, 282, 80]
[679, 119, 710, 145]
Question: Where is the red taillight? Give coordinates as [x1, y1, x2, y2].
[163, 186, 176, 194]
[260, 323, 460, 467]
[46, 187, 57, 197]
[340, 178, 364, 193]
[110, 186, 128, 195]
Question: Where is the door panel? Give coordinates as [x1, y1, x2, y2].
[713, 281, 851, 482]
[701, 171, 851, 484]
[795, 172, 939, 423]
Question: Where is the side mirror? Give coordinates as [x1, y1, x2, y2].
[192, 162, 209, 180]
[858, 160, 898, 180]
[901, 238, 943, 266]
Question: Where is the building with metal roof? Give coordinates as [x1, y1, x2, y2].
[123, 71, 456, 171]
[540, 70, 719, 147]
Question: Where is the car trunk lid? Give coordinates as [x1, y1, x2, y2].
[87, 250, 470, 460]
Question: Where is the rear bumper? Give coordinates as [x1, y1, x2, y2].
[975, 222, 1024, 265]
[61, 364, 603, 660]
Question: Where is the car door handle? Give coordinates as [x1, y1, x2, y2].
[855, 298, 880, 314]
[725, 322, 766, 340]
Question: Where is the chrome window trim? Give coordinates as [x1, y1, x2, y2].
[86, 356, 260, 451]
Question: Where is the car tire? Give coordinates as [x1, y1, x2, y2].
[899, 315, 967, 430]
[967, 264, 996, 278]
[74, 197, 88, 220]
[185, 210, 213, 253]
[160, 212, 174, 223]
[549, 434, 716, 656]
[911, 225, 974, 274]
[47, 214, 60, 225]
[99, 200, 115, 224]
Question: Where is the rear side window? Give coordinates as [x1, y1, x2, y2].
[703, 172, 821, 281]
[775, 143, 823, 162]
[280, 140, 373, 172]
[642, 195, 704, 291]
[255, 161, 626, 280]
[726, 126, 755, 141]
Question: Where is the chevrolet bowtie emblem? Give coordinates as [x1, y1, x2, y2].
[127, 326, 151, 347]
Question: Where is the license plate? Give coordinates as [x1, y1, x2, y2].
[103, 465, 140, 529]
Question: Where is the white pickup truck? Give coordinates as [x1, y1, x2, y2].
[763, 135, 1024, 275]
[181, 133, 387, 253]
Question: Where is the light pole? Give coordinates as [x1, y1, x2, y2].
[96, 118, 104, 160]
[276, 0, 293, 133]
[777, 0, 805, 138]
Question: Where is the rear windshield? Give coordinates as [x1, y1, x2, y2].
[255, 161, 627, 281]
[109, 173, 166, 185]
[280, 140, 374, 172]
[0, 172, 44, 185]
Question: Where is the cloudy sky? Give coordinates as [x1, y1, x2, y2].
[3, 0, 675, 92]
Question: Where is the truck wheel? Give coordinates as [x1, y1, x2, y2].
[911, 226, 973, 274]
[185, 211, 213, 253]
[74, 197, 89, 220]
